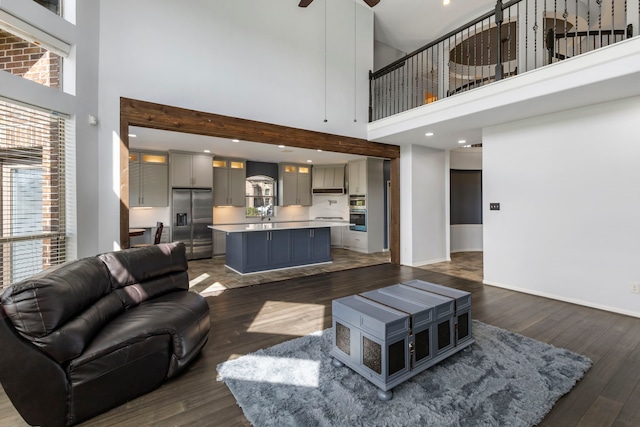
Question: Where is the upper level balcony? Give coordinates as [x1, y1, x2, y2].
[369, 0, 640, 141]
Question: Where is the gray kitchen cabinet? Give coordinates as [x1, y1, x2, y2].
[279, 164, 311, 206]
[170, 152, 213, 188]
[129, 151, 168, 207]
[213, 158, 246, 206]
[348, 159, 367, 195]
[213, 230, 226, 255]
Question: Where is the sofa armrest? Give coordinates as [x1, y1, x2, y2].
[0, 311, 69, 427]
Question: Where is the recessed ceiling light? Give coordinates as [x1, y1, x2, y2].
[128, 134, 137, 138]
[232, 139, 240, 143]
[425, 132, 434, 137]
[278, 145, 286, 148]
[443, 0, 451, 5]
[204, 149, 211, 153]
[307, 160, 313, 163]
[317, 149, 323, 152]
[458, 140, 467, 144]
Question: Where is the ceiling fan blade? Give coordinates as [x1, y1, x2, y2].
[363, 0, 381, 6]
[298, 0, 314, 7]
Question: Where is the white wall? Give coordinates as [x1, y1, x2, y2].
[95, 0, 374, 252]
[400, 144, 448, 266]
[74, 0, 100, 257]
[450, 148, 482, 170]
[450, 148, 483, 252]
[483, 96, 640, 317]
[373, 40, 405, 72]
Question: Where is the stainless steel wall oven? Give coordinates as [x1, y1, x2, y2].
[349, 209, 367, 232]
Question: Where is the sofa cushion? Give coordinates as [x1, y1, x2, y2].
[70, 290, 209, 376]
[31, 292, 124, 363]
[114, 271, 189, 309]
[98, 242, 188, 290]
[1, 257, 112, 339]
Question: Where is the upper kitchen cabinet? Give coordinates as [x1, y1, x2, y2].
[213, 158, 246, 207]
[348, 159, 367, 195]
[129, 151, 168, 207]
[279, 164, 311, 206]
[312, 165, 345, 194]
[170, 152, 213, 188]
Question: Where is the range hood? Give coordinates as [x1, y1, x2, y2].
[312, 165, 345, 194]
[312, 187, 345, 194]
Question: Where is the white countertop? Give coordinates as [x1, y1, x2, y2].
[209, 221, 352, 233]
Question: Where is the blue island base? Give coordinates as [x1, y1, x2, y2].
[225, 227, 332, 274]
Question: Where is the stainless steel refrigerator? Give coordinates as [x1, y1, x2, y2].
[171, 189, 213, 260]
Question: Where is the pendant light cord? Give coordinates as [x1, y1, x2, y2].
[324, 0, 328, 123]
[353, 0, 357, 123]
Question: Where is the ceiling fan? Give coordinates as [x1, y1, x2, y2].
[299, 0, 380, 7]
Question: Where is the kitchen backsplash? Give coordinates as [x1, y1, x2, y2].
[309, 194, 349, 220]
[213, 206, 310, 224]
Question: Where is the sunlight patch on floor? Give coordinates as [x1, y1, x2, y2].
[189, 273, 210, 288]
[247, 301, 325, 336]
[199, 281, 227, 297]
[217, 355, 321, 388]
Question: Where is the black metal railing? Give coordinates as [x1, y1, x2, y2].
[369, 0, 636, 121]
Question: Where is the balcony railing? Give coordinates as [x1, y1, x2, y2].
[369, 0, 638, 121]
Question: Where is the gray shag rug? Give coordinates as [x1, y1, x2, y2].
[217, 320, 591, 427]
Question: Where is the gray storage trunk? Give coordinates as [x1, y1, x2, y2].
[330, 281, 473, 400]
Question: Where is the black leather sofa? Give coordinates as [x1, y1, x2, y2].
[0, 242, 210, 427]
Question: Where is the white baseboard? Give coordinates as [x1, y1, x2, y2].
[483, 280, 640, 319]
[409, 258, 448, 267]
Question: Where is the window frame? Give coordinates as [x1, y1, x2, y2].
[245, 175, 276, 218]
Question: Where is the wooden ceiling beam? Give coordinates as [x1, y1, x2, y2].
[120, 98, 399, 159]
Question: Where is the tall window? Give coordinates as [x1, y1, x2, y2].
[246, 175, 275, 217]
[0, 99, 69, 287]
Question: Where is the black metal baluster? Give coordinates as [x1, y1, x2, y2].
[481, 17, 485, 86]
[598, 0, 602, 49]
[563, 0, 568, 60]
[496, 0, 504, 80]
[474, 21, 478, 88]
[508, 4, 512, 76]
[525, 0, 529, 71]
[575, 0, 579, 58]
[534, 0, 538, 68]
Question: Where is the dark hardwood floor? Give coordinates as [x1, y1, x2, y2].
[2, 262, 639, 426]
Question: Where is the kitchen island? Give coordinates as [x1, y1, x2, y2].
[209, 221, 351, 274]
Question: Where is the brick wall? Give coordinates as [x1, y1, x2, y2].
[0, 29, 60, 89]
